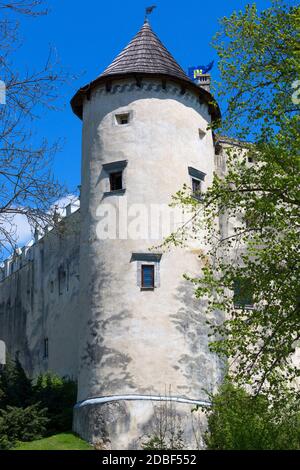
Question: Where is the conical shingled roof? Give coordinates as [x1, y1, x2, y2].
[71, 21, 220, 121]
[100, 20, 189, 82]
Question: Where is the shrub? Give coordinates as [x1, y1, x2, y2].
[0, 357, 33, 408]
[204, 382, 300, 450]
[0, 404, 49, 450]
[33, 373, 77, 434]
[0, 358, 77, 447]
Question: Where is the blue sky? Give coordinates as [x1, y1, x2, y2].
[13, 0, 273, 193]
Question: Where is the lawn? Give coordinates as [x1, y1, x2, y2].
[14, 432, 93, 450]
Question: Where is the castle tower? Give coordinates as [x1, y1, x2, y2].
[71, 20, 222, 449]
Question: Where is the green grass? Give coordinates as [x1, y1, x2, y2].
[14, 432, 93, 450]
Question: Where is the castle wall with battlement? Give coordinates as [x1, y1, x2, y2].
[0, 208, 81, 379]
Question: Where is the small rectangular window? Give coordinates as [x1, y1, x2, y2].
[110, 171, 123, 191]
[233, 279, 254, 309]
[43, 337, 48, 358]
[115, 113, 130, 125]
[188, 167, 205, 199]
[198, 129, 206, 139]
[192, 178, 201, 198]
[58, 266, 66, 295]
[141, 265, 155, 289]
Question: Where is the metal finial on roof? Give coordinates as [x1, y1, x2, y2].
[145, 5, 156, 21]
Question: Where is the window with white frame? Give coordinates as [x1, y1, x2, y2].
[188, 166, 206, 199]
[131, 253, 162, 290]
[192, 177, 201, 197]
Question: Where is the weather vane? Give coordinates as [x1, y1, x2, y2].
[145, 5, 157, 21]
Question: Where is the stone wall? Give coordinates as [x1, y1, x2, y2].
[0, 209, 80, 379]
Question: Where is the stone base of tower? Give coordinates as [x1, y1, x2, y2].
[73, 397, 209, 450]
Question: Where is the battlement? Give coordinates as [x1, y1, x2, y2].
[0, 201, 80, 282]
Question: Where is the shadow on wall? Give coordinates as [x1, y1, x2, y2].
[0, 271, 33, 375]
[91, 82, 210, 140]
[172, 278, 225, 399]
[80, 258, 135, 395]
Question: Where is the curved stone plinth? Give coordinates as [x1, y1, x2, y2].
[73, 395, 210, 450]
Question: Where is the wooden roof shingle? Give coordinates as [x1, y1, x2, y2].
[100, 20, 189, 81]
[71, 21, 221, 122]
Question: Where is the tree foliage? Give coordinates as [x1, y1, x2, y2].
[0, 356, 32, 408]
[168, 1, 300, 404]
[212, 0, 299, 139]
[0, 357, 77, 447]
[33, 372, 77, 434]
[204, 381, 300, 450]
[0, 404, 48, 449]
[0, 1, 71, 259]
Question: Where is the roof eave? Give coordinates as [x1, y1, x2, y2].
[70, 72, 221, 122]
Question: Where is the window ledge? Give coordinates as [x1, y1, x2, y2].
[103, 188, 126, 197]
[140, 287, 155, 291]
[192, 194, 203, 202]
[115, 122, 131, 128]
